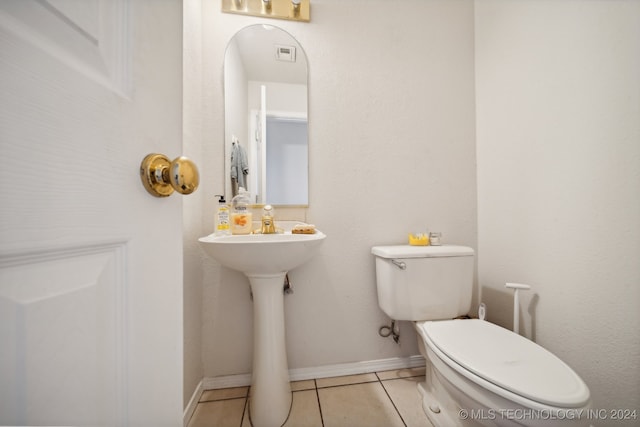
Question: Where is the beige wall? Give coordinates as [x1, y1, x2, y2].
[475, 0, 640, 422]
[187, 0, 477, 390]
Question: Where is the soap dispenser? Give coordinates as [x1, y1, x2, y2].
[214, 195, 230, 236]
[230, 187, 252, 235]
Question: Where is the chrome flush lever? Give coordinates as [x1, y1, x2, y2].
[391, 259, 406, 270]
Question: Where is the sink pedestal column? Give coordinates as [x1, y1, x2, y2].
[247, 273, 292, 427]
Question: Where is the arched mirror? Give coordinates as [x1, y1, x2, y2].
[224, 25, 308, 206]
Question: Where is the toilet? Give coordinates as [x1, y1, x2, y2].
[372, 245, 591, 427]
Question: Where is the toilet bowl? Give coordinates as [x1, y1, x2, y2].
[415, 319, 590, 427]
[371, 245, 591, 427]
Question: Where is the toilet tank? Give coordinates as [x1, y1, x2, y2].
[371, 245, 474, 321]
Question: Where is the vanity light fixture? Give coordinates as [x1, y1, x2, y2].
[221, 0, 310, 22]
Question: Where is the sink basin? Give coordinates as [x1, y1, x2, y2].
[198, 229, 326, 427]
[198, 231, 326, 276]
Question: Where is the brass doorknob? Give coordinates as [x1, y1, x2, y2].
[140, 153, 200, 197]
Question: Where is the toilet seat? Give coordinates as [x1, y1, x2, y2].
[417, 319, 590, 408]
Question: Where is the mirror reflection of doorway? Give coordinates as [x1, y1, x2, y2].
[266, 116, 308, 205]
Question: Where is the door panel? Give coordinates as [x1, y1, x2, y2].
[0, 242, 126, 425]
[0, 0, 131, 95]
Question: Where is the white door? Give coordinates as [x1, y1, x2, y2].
[0, 1, 184, 425]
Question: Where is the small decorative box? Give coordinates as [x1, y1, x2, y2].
[408, 233, 430, 246]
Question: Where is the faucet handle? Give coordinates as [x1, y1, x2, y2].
[260, 204, 277, 234]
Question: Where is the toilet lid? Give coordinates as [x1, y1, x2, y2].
[419, 319, 590, 408]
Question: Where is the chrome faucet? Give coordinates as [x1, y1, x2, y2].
[260, 204, 276, 234]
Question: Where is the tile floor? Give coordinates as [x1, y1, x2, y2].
[187, 367, 435, 427]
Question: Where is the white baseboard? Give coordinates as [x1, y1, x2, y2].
[200, 355, 425, 391]
[183, 379, 203, 427]
[290, 354, 425, 382]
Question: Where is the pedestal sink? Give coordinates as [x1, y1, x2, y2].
[198, 230, 326, 427]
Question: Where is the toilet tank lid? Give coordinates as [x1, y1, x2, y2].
[371, 245, 474, 259]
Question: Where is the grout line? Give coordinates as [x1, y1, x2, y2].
[240, 387, 250, 427]
[376, 372, 407, 427]
[316, 379, 378, 390]
[314, 379, 325, 427]
[379, 374, 425, 382]
[199, 395, 248, 404]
